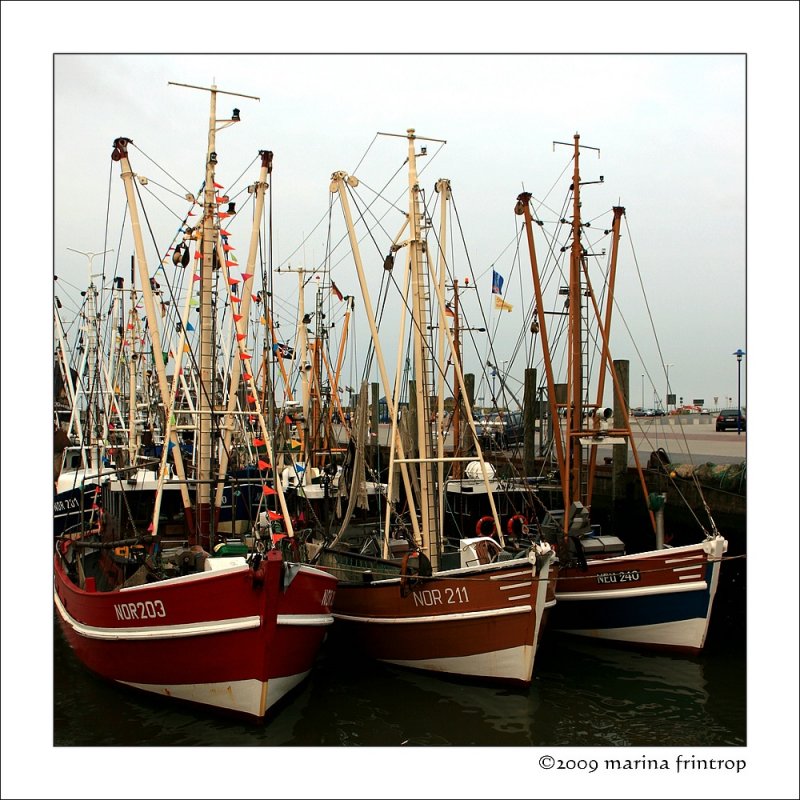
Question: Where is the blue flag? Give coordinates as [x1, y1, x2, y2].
[491, 270, 504, 295]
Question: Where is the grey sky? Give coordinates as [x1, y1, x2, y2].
[2, 2, 798, 798]
[51, 52, 746, 409]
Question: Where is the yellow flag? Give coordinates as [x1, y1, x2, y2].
[494, 295, 513, 313]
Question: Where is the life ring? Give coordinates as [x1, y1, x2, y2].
[507, 514, 528, 538]
[475, 515, 497, 539]
[399, 550, 420, 598]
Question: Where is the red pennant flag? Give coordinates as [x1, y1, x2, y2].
[194, 251, 202, 259]
[247, 394, 257, 404]
[127, 323, 133, 330]
[218, 212, 230, 219]
[236, 333, 246, 341]
[193, 273, 201, 281]
[252, 294, 261, 303]
[331, 281, 344, 301]
[225, 260, 237, 268]
[228, 277, 240, 285]
[253, 438, 265, 447]
[223, 244, 235, 252]
[240, 353, 252, 359]
[233, 314, 243, 322]
[219, 228, 232, 236]
[258, 459, 271, 470]
[230, 295, 242, 303]
[248, 415, 256, 422]
[94, 487, 102, 495]
[262, 485, 276, 496]
[213, 182, 225, 189]
[242, 373, 252, 381]
[241, 272, 253, 281]
[187, 211, 196, 217]
[284, 415, 293, 424]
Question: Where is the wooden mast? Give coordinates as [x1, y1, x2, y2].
[111, 139, 194, 528]
[167, 81, 258, 549]
[568, 133, 584, 509]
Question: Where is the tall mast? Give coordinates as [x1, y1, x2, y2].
[167, 81, 258, 547]
[568, 133, 584, 506]
[406, 129, 436, 548]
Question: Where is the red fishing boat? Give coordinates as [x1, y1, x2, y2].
[54, 81, 337, 720]
[315, 129, 555, 685]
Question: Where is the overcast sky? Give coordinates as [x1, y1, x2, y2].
[2, 2, 798, 798]
[50, 51, 747, 409]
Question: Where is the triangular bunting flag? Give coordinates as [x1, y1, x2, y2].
[228, 277, 240, 285]
[213, 182, 225, 189]
[258, 459, 271, 470]
[240, 353, 252, 360]
[242, 373, 252, 381]
[236, 333, 246, 341]
[230, 295, 242, 303]
[262, 485, 276, 496]
[241, 272, 253, 281]
[225, 260, 237, 268]
[193, 273, 201, 281]
[247, 394, 257, 404]
[219, 228, 232, 236]
[253, 438, 265, 447]
[223, 244, 235, 252]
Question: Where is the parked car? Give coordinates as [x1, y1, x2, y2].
[716, 408, 746, 432]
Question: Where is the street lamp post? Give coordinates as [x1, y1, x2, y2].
[733, 349, 745, 435]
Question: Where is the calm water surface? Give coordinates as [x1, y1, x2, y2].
[53, 616, 745, 748]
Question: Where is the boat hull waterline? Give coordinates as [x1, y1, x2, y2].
[329, 550, 556, 684]
[54, 550, 337, 719]
[549, 536, 727, 653]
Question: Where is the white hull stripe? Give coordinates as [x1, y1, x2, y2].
[664, 554, 704, 565]
[333, 604, 532, 625]
[118, 671, 311, 717]
[54, 590, 260, 640]
[276, 614, 334, 627]
[383, 643, 535, 683]
[559, 617, 709, 650]
[500, 581, 532, 591]
[556, 579, 708, 602]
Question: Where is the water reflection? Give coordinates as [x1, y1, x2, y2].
[54, 617, 744, 747]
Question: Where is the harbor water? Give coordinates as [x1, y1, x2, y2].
[53, 616, 745, 748]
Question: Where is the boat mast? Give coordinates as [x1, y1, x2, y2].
[406, 130, 437, 553]
[168, 81, 258, 548]
[568, 133, 584, 507]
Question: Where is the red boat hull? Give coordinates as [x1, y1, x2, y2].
[54, 550, 337, 719]
[329, 549, 555, 684]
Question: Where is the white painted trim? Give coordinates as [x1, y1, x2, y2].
[276, 614, 334, 627]
[54, 590, 260, 640]
[500, 581, 532, 591]
[333, 604, 532, 625]
[556, 579, 708, 602]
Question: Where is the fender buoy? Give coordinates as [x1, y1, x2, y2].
[507, 514, 528, 537]
[476, 515, 496, 538]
